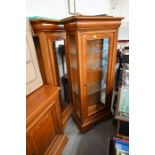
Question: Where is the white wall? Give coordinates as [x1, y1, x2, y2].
[76, 0, 110, 15]
[110, 0, 129, 40]
[26, 0, 110, 19]
[26, 0, 70, 19]
[26, 0, 128, 39]
[110, 0, 128, 21]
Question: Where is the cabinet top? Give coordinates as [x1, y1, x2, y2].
[30, 18, 64, 32]
[62, 16, 124, 30]
[61, 16, 123, 22]
[30, 16, 123, 23]
[30, 16, 124, 31]
[26, 85, 60, 121]
[30, 18, 62, 23]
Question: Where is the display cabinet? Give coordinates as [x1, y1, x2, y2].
[30, 19, 73, 128]
[63, 16, 123, 132]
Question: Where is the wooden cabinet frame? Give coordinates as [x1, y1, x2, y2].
[30, 19, 73, 128]
[63, 16, 123, 132]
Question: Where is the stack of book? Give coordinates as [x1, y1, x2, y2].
[109, 137, 129, 155]
[114, 137, 129, 155]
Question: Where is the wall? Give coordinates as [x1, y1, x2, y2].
[26, 0, 128, 39]
[26, 0, 110, 19]
[26, 0, 70, 19]
[76, 0, 110, 15]
[110, 0, 129, 40]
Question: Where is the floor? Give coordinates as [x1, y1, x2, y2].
[62, 118, 116, 155]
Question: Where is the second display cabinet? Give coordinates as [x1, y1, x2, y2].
[63, 16, 123, 132]
[30, 19, 73, 128]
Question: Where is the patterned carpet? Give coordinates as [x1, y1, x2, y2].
[62, 118, 116, 155]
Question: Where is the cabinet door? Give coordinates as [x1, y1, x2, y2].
[29, 105, 59, 155]
[82, 32, 115, 116]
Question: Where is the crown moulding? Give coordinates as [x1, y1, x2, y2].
[30, 19, 64, 32]
[62, 16, 124, 30]
[30, 16, 124, 32]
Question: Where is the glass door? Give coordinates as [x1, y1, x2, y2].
[86, 38, 109, 105]
[53, 40, 70, 110]
[83, 33, 113, 114]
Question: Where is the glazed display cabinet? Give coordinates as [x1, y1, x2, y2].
[30, 19, 73, 128]
[63, 16, 123, 132]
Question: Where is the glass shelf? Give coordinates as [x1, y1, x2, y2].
[87, 81, 101, 94]
[86, 38, 109, 105]
[115, 85, 129, 122]
[87, 62, 102, 69]
[87, 48, 103, 53]
[70, 51, 76, 55]
[71, 65, 77, 69]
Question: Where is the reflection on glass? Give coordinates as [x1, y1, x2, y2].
[87, 38, 109, 105]
[54, 40, 69, 110]
[69, 35, 80, 117]
[119, 85, 129, 118]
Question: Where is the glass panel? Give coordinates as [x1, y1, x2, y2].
[119, 85, 129, 118]
[69, 35, 80, 117]
[53, 40, 69, 110]
[86, 38, 109, 105]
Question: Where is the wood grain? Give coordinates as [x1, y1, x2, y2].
[64, 16, 123, 132]
[30, 19, 73, 128]
[26, 85, 67, 155]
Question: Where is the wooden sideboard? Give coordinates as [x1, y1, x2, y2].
[26, 85, 68, 155]
[30, 19, 73, 128]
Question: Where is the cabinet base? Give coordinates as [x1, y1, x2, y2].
[72, 110, 112, 133]
[62, 104, 73, 129]
[45, 135, 68, 155]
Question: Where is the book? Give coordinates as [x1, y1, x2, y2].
[113, 137, 129, 155]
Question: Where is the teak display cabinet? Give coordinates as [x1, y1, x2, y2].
[30, 19, 73, 128]
[63, 16, 123, 132]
